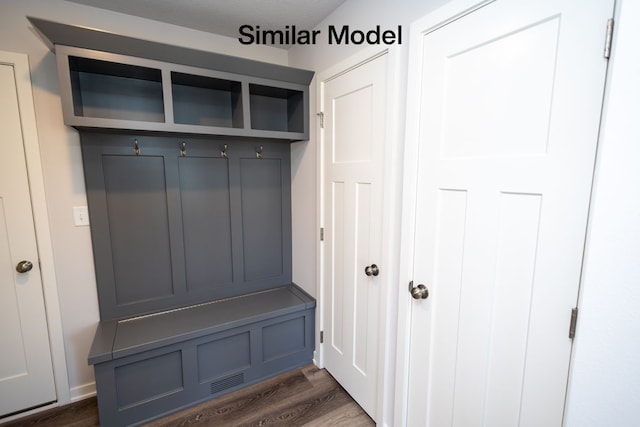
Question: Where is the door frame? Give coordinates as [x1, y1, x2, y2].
[0, 51, 70, 417]
[391, 1, 502, 425]
[316, 45, 404, 425]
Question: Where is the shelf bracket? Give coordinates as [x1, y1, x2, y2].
[256, 145, 264, 159]
[133, 139, 140, 156]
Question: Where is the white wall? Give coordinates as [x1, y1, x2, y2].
[0, 0, 287, 401]
[564, 0, 640, 424]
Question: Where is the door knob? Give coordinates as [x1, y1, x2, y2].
[409, 281, 429, 300]
[16, 260, 33, 273]
[364, 264, 379, 277]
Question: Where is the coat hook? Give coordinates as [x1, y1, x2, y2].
[133, 139, 140, 156]
[256, 145, 263, 159]
[180, 142, 187, 157]
[221, 144, 228, 158]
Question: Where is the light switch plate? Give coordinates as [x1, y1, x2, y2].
[73, 206, 90, 226]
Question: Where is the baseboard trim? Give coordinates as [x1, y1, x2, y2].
[69, 382, 96, 402]
[0, 401, 60, 424]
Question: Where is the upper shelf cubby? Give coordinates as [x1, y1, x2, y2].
[250, 84, 304, 133]
[68, 56, 165, 123]
[171, 72, 243, 128]
[29, 17, 313, 142]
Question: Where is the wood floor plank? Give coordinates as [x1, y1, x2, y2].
[237, 384, 356, 426]
[304, 401, 374, 427]
[2, 365, 373, 427]
[148, 368, 318, 426]
[2, 397, 99, 427]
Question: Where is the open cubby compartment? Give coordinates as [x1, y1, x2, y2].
[68, 55, 165, 123]
[171, 72, 243, 128]
[249, 84, 304, 133]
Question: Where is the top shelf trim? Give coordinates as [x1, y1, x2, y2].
[27, 16, 314, 86]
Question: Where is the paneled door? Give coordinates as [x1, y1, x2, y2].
[401, 0, 613, 425]
[0, 57, 56, 416]
[320, 53, 388, 420]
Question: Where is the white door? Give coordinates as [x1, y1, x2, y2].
[0, 61, 56, 416]
[402, 0, 613, 425]
[321, 53, 387, 420]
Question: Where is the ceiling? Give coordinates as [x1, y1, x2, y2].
[65, 0, 347, 48]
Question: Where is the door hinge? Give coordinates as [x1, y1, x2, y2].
[569, 307, 578, 339]
[320, 227, 324, 241]
[320, 330, 324, 343]
[604, 18, 614, 59]
[317, 112, 324, 128]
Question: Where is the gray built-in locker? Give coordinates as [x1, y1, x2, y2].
[82, 134, 294, 320]
[28, 17, 316, 426]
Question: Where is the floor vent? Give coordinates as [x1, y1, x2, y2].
[210, 373, 244, 395]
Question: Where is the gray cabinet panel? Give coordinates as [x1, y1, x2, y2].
[197, 332, 251, 383]
[241, 158, 284, 281]
[83, 134, 293, 320]
[262, 317, 306, 362]
[103, 155, 174, 305]
[179, 156, 234, 289]
[114, 350, 184, 409]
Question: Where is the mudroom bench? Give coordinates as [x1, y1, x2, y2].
[28, 16, 317, 427]
[88, 284, 315, 426]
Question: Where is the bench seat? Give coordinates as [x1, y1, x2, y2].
[88, 284, 315, 426]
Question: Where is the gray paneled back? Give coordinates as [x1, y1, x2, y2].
[81, 132, 292, 320]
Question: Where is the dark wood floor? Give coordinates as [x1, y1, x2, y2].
[3, 365, 374, 426]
